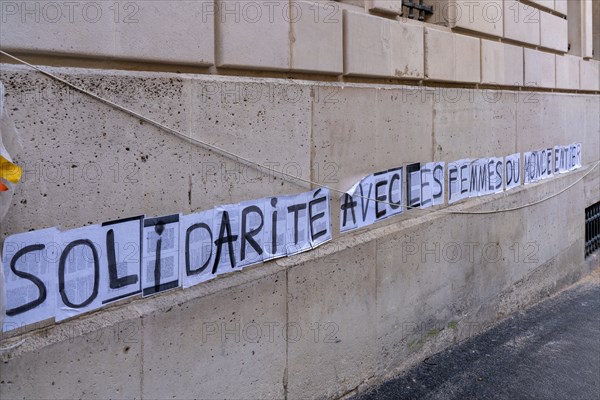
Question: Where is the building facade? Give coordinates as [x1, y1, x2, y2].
[0, 1, 599, 399]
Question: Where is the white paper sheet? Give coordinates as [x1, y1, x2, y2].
[432, 162, 445, 206]
[100, 216, 143, 304]
[340, 167, 403, 233]
[55, 225, 104, 322]
[386, 167, 404, 218]
[524, 151, 537, 184]
[179, 209, 215, 288]
[447, 161, 461, 204]
[489, 157, 504, 194]
[339, 190, 359, 233]
[355, 174, 376, 228]
[308, 187, 332, 249]
[420, 163, 434, 209]
[238, 199, 266, 269]
[505, 153, 521, 191]
[575, 143, 582, 168]
[263, 195, 289, 260]
[285, 192, 311, 255]
[542, 148, 553, 180]
[211, 205, 241, 276]
[449, 159, 470, 203]
[406, 164, 421, 210]
[469, 159, 485, 198]
[142, 214, 180, 297]
[2, 227, 59, 331]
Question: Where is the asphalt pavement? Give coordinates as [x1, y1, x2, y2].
[354, 275, 600, 400]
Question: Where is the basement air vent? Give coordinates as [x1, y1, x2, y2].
[403, 0, 433, 21]
[585, 201, 600, 258]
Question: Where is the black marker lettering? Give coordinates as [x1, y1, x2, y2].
[460, 164, 469, 194]
[375, 179, 388, 219]
[106, 229, 138, 289]
[270, 198, 279, 254]
[433, 165, 443, 199]
[359, 183, 373, 222]
[420, 168, 432, 207]
[448, 166, 458, 200]
[495, 160, 503, 190]
[241, 206, 264, 261]
[153, 223, 165, 293]
[186, 223, 212, 275]
[341, 193, 357, 227]
[389, 173, 401, 210]
[470, 163, 480, 193]
[539, 151, 547, 176]
[213, 211, 239, 273]
[479, 162, 491, 192]
[58, 240, 99, 308]
[506, 159, 513, 186]
[488, 159, 495, 191]
[6, 244, 47, 316]
[287, 203, 307, 245]
[407, 164, 421, 208]
[309, 189, 327, 241]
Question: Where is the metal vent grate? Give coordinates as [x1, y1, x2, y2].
[403, 0, 433, 21]
[585, 201, 600, 258]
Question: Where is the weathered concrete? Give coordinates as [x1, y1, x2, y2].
[580, 60, 600, 91]
[425, 27, 480, 83]
[141, 272, 287, 399]
[114, 0, 214, 66]
[539, 10, 568, 52]
[450, 0, 504, 37]
[291, 1, 344, 74]
[216, 1, 290, 71]
[481, 40, 524, 86]
[365, 0, 403, 16]
[516, 93, 599, 158]
[355, 271, 600, 400]
[432, 89, 517, 161]
[344, 11, 424, 79]
[0, 65, 598, 400]
[556, 54, 581, 90]
[1, 321, 143, 399]
[287, 241, 377, 400]
[503, 0, 541, 46]
[527, 0, 555, 11]
[0, 0, 596, 91]
[555, 0, 568, 16]
[374, 170, 588, 383]
[524, 48, 556, 89]
[0, 1, 115, 58]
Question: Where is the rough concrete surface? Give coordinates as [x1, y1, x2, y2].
[354, 270, 600, 400]
[0, 64, 598, 400]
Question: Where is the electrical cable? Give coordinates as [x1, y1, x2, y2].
[1, 49, 597, 216]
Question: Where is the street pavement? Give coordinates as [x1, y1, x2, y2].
[355, 275, 600, 400]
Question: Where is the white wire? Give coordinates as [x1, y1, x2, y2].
[0, 338, 25, 352]
[1, 49, 597, 216]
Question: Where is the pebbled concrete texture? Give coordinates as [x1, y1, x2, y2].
[374, 169, 589, 382]
[114, 0, 214, 65]
[287, 241, 377, 400]
[0, 0, 597, 91]
[354, 270, 600, 400]
[0, 64, 598, 399]
[481, 40, 524, 87]
[433, 89, 517, 161]
[141, 271, 287, 399]
[0, 320, 143, 399]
